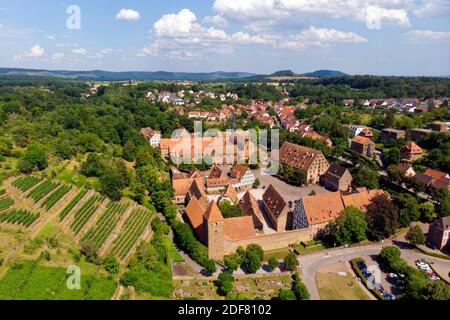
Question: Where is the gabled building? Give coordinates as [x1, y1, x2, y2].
[229, 164, 255, 191]
[350, 136, 375, 158]
[292, 188, 384, 238]
[262, 185, 289, 232]
[239, 191, 264, 230]
[140, 128, 161, 147]
[410, 128, 432, 142]
[400, 142, 423, 162]
[427, 217, 450, 250]
[320, 163, 352, 192]
[279, 142, 330, 184]
[395, 164, 416, 177]
[219, 184, 238, 205]
[292, 192, 344, 237]
[381, 129, 406, 143]
[206, 165, 229, 193]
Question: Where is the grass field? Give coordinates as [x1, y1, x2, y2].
[0, 260, 117, 300]
[316, 272, 370, 300]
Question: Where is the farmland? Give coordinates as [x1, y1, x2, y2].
[111, 208, 153, 259]
[1, 175, 155, 262]
[81, 201, 129, 250]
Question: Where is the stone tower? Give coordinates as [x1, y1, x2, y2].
[204, 201, 225, 260]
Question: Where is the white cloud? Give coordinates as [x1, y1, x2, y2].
[44, 34, 55, 40]
[279, 27, 368, 50]
[203, 14, 228, 27]
[0, 24, 35, 38]
[72, 48, 87, 55]
[414, 0, 450, 18]
[231, 32, 278, 44]
[406, 29, 450, 42]
[153, 9, 227, 40]
[52, 52, 64, 61]
[14, 44, 44, 60]
[213, 0, 411, 27]
[116, 9, 141, 21]
[141, 8, 368, 59]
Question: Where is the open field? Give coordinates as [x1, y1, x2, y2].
[0, 260, 117, 300]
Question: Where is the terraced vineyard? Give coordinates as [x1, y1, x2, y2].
[0, 209, 40, 227]
[81, 202, 129, 250]
[27, 180, 60, 203]
[0, 196, 14, 212]
[12, 176, 42, 192]
[111, 208, 153, 259]
[41, 184, 72, 211]
[70, 194, 106, 235]
[59, 189, 88, 221]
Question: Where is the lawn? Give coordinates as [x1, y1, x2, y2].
[316, 272, 371, 300]
[170, 243, 185, 263]
[0, 260, 117, 300]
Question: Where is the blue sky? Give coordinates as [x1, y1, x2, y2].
[0, 0, 449, 75]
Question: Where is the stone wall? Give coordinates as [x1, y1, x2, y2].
[223, 227, 315, 256]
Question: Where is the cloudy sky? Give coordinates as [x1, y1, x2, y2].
[0, 0, 449, 75]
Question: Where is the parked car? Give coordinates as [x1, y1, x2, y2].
[383, 293, 396, 300]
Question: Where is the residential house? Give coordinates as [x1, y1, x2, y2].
[262, 185, 289, 232]
[410, 128, 432, 142]
[350, 136, 376, 158]
[427, 217, 450, 250]
[206, 165, 229, 193]
[395, 164, 416, 177]
[400, 142, 424, 162]
[427, 122, 449, 132]
[140, 128, 161, 147]
[279, 142, 330, 184]
[348, 125, 367, 138]
[320, 163, 353, 192]
[381, 129, 406, 143]
[229, 164, 255, 191]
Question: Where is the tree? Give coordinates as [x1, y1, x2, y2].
[283, 253, 299, 272]
[277, 289, 296, 300]
[217, 272, 234, 296]
[203, 259, 217, 275]
[99, 172, 123, 201]
[79, 240, 99, 264]
[330, 207, 368, 245]
[419, 202, 435, 222]
[268, 257, 279, 272]
[219, 201, 244, 218]
[243, 244, 264, 274]
[366, 194, 399, 241]
[19, 144, 48, 172]
[292, 272, 310, 300]
[406, 226, 425, 246]
[224, 254, 240, 272]
[353, 166, 379, 190]
[396, 194, 420, 227]
[80, 154, 106, 177]
[383, 148, 400, 166]
[379, 246, 401, 266]
[103, 255, 120, 274]
[421, 281, 450, 300]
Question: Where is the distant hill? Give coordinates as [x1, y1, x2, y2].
[301, 70, 348, 78]
[270, 70, 298, 77]
[0, 68, 256, 81]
